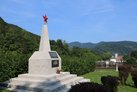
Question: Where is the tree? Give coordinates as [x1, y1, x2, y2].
[101, 52, 112, 60]
[125, 57, 137, 65]
[131, 51, 137, 60]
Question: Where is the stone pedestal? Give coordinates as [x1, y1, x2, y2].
[29, 51, 61, 75]
[8, 72, 90, 92]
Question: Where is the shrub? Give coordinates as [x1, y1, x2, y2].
[131, 68, 137, 88]
[0, 52, 29, 82]
[118, 64, 131, 85]
[101, 76, 120, 92]
[68, 82, 109, 92]
[62, 54, 96, 75]
[132, 77, 137, 88]
[125, 57, 137, 65]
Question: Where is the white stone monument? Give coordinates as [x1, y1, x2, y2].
[29, 17, 61, 75]
[8, 16, 90, 92]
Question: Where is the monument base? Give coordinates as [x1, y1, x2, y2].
[8, 72, 90, 92]
[29, 51, 61, 75]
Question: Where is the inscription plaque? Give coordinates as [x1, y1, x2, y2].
[49, 52, 58, 58]
[52, 60, 59, 67]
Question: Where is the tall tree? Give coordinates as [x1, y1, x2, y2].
[131, 51, 137, 59]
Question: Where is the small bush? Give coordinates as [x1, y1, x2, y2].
[125, 57, 137, 65]
[118, 64, 131, 84]
[131, 68, 137, 88]
[132, 77, 137, 88]
[62, 54, 96, 75]
[101, 76, 120, 92]
[68, 82, 109, 92]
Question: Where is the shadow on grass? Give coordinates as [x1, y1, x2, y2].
[0, 82, 8, 90]
[125, 83, 136, 88]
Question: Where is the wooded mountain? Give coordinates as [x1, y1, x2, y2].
[0, 17, 40, 82]
[0, 17, 40, 53]
[69, 41, 137, 55]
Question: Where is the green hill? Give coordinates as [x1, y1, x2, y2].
[69, 41, 96, 49]
[69, 41, 137, 55]
[0, 17, 40, 53]
[0, 17, 40, 82]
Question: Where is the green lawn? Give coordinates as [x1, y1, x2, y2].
[0, 89, 10, 92]
[82, 69, 137, 92]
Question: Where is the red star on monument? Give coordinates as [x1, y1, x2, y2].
[43, 15, 48, 23]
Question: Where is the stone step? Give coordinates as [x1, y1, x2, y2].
[59, 88, 70, 92]
[79, 79, 90, 83]
[9, 76, 84, 92]
[48, 77, 84, 92]
[8, 88, 34, 92]
[57, 78, 90, 92]
[9, 74, 77, 87]
[18, 72, 70, 81]
[9, 88, 70, 92]
[62, 77, 84, 86]
[8, 88, 70, 92]
[18, 73, 76, 82]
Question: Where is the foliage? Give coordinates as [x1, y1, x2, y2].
[100, 52, 112, 60]
[0, 52, 30, 82]
[68, 82, 108, 92]
[131, 69, 137, 88]
[118, 64, 131, 85]
[82, 69, 137, 92]
[0, 89, 10, 92]
[0, 18, 39, 82]
[51, 40, 100, 75]
[131, 51, 137, 60]
[123, 50, 137, 65]
[132, 77, 137, 88]
[51, 41, 100, 75]
[101, 76, 120, 92]
[123, 55, 130, 61]
[125, 57, 137, 65]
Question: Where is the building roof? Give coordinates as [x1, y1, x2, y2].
[116, 56, 123, 62]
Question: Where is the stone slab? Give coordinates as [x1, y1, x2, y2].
[8, 72, 90, 92]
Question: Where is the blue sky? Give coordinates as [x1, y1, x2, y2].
[0, 0, 137, 43]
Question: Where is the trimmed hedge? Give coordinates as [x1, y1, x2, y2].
[101, 76, 120, 92]
[131, 68, 137, 88]
[68, 82, 109, 92]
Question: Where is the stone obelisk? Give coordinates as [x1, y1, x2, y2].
[39, 22, 51, 52]
[29, 15, 61, 75]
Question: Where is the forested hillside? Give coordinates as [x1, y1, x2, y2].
[0, 17, 40, 53]
[0, 17, 100, 82]
[0, 17, 40, 82]
[69, 41, 137, 55]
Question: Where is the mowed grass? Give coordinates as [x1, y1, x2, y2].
[0, 89, 10, 92]
[82, 69, 137, 92]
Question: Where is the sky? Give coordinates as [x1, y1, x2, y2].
[0, 0, 137, 43]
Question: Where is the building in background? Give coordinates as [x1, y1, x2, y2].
[110, 53, 123, 63]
